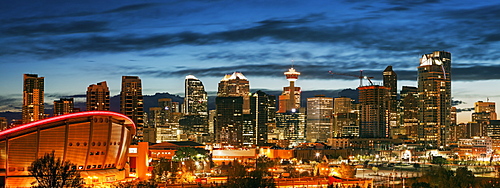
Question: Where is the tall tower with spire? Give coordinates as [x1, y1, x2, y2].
[278, 67, 301, 113]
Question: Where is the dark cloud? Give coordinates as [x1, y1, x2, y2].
[386, 0, 440, 6]
[104, 3, 159, 13]
[442, 4, 500, 21]
[0, 96, 18, 104]
[456, 108, 474, 113]
[61, 94, 86, 98]
[1, 3, 160, 25]
[91, 59, 500, 82]
[1, 11, 496, 66]
[0, 96, 22, 112]
[2, 21, 109, 36]
[383, 6, 410, 11]
[45, 93, 86, 98]
[452, 99, 465, 106]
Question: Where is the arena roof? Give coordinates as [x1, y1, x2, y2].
[0, 111, 136, 139]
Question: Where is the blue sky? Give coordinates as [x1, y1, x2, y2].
[1, 0, 500, 123]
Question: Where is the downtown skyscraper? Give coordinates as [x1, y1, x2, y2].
[249, 90, 275, 146]
[183, 75, 208, 116]
[306, 95, 334, 142]
[121, 76, 144, 142]
[215, 72, 250, 146]
[22, 74, 44, 124]
[86, 81, 110, 111]
[181, 75, 209, 142]
[418, 51, 452, 147]
[359, 85, 389, 138]
[383, 65, 398, 135]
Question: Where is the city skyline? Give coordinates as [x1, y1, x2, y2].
[2, 0, 500, 123]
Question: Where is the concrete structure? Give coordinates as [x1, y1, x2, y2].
[86, 81, 110, 111]
[0, 111, 135, 187]
[418, 51, 452, 147]
[278, 67, 301, 113]
[22, 74, 44, 124]
[121, 76, 144, 141]
[359, 85, 389, 138]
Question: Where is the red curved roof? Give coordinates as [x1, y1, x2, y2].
[0, 111, 136, 138]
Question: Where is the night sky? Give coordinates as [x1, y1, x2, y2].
[2, 0, 500, 123]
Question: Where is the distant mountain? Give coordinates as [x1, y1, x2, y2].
[110, 92, 184, 112]
[0, 89, 358, 123]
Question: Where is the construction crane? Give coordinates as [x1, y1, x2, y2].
[328, 70, 374, 87]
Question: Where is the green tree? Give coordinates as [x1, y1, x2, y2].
[113, 180, 157, 188]
[451, 167, 475, 188]
[372, 166, 379, 175]
[173, 147, 206, 161]
[416, 166, 479, 188]
[411, 182, 432, 188]
[336, 162, 356, 178]
[224, 159, 275, 188]
[431, 156, 447, 166]
[29, 151, 82, 188]
[418, 166, 453, 187]
[151, 158, 175, 182]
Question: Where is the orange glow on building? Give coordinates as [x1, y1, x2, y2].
[0, 111, 136, 187]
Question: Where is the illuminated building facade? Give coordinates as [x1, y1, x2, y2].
[333, 97, 358, 137]
[306, 95, 333, 142]
[359, 85, 389, 138]
[487, 120, 500, 152]
[121, 76, 144, 142]
[144, 98, 184, 143]
[22, 74, 44, 124]
[275, 110, 306, 147]
[400, 86, 418, 139]
[183, 75, 208, 116]
[86, 81, 110, 111]
[181, 75, 209, 142]
[215, 97, 244, 146]
[217, 72, 250, 114]
[249, 91, 275, 146]
[53, 98, 74, 116]
[215, 72, 253, 146]
[417, 51, 451, 147]
[0, 111, 135, 187]
[472, 101, 497, 137]
[383, 66, 398, 136]
[278, 67, 301, 113]
[0, 118, 7, 131]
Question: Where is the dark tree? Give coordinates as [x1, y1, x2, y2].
[29, 151, 82, 188]
[224, 157, 276, 188]
[451, 167, 475, 188]
[411, 182, 432, 188]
